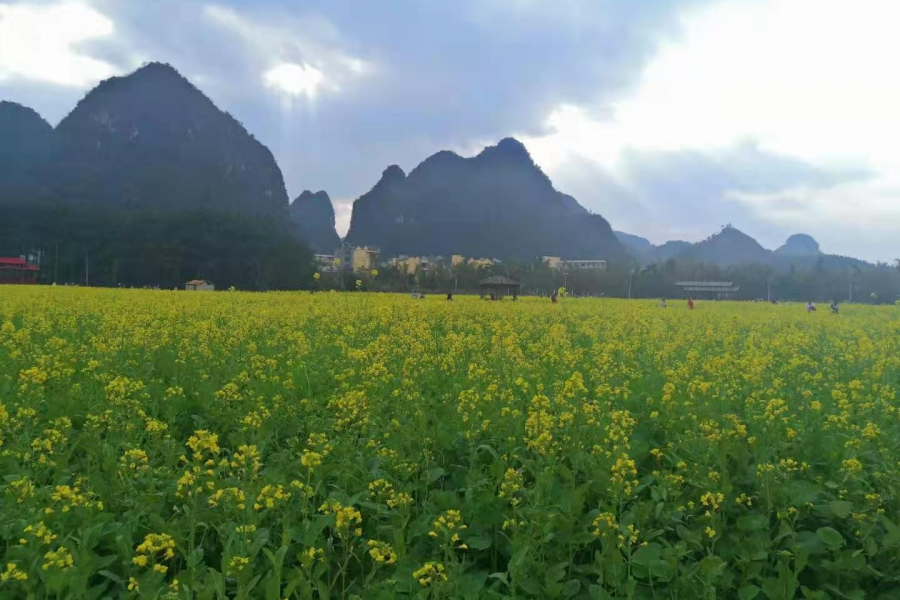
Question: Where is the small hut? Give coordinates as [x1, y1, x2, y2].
[479, 276, 520, 300]
[185, 279, 215, 291]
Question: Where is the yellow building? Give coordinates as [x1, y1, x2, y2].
[390, 256, 422, 275]
[467, 257, 499, 269]
[542, 256, 564, 270]
[352, 246, 380, 272]
[451, 254, 465, 267]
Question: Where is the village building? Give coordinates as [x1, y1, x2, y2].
[675, 281, 739, 299]
[352, 246, 380, 272]
[543, 256, 607, 270]
[185, 279, 215, 291]
[334, 243, 381, 273]
[314, 254, 338, 272]
[467, 257, 501, 269]
[0, 257, 39, 285]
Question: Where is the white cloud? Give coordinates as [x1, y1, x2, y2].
[204, 5, 369, 101]
[333, 199, 353, 238]
[0, 1, 117, 87]
[520, 0, 900, 260]
[264, 63, 324, 98]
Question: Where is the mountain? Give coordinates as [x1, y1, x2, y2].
[0, 101, 59, 197]
[289, 191, 340, 254]
[679, 226, 774, 267]
[614, 231, 654, 256]
[775, 233, 821, 256]
[344, 138, 624, 260]
[615, 231, 691, 264]
[54, 62, 289, 217]
[0, 64, 312, 290]
[657, 240, 692, 261]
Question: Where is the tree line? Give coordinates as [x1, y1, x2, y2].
[320, 257, 900, 304]
[0, 197, 313, 290]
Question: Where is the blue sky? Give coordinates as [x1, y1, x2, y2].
[2, 0, 898, 262]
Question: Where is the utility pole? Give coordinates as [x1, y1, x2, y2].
[849, 281, 853, 303]
[628, 270, 634, 299]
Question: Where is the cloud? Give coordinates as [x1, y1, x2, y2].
[203, 4, 369, 102]
[519, 0, 900, 262]
[333, 199, 353, 237]
[0, 1, 118, 86]
[264, 63, 325, 98]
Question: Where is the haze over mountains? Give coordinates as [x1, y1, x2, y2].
[0, 62, 889, 287]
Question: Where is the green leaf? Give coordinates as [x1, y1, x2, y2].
[631, 543, 662, 566]
[817, 527, 844, 549]
[467, 535, 492, 550]
[562, 579, 581, 597]
[737, 515, 769, 532]
[700, 556, 726, 579]
[426, 467, 445, 483]
[828, 501, 853, 519]
[649, 559, 675, 581]
[738, 584, 761, 600]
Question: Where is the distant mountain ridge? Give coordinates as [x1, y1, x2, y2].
[345, 138, 625, 260]
[617, 226, 875, 271]
[289, 191, 341, 254]
[614, 231, 690, 264]
[775, 234, 821, 257]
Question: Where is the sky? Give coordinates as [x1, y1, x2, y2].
[1, 0, 898, 262]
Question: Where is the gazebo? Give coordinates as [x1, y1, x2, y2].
[479, 276, 520, 300]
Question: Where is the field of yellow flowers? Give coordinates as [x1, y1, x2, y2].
[1, 287, 899, 600]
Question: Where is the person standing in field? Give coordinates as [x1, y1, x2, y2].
[688, 297, 694, 310]
[806, 302, 817, 312]
[660, 298, 668, 308]
[551, 291, 558, 303]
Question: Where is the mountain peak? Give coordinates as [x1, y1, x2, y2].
[290, 190, 340, 254]
[776, 233, 821, 256]
[344, 138, 623, 259]
[381, 164, 406, 181]
[53, 62, 289, 216]
[294, 190, 332, 204]
[131, 61, 184, 80]
[1, 100, 48, 120]
[476, 137, 533, 163]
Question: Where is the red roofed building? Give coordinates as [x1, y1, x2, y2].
[0, 257, 39, 285]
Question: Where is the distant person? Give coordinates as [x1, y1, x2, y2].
[688, 298, 695, 310]
[660, 298, 668, 308]
[412, 291, 418, 299]
[806, 302, 817, 312]
[831, 300, 839, 314]
[551, 291, 558, 303]
[447, 292, 453, 301]
[420, 293, 426, 300]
